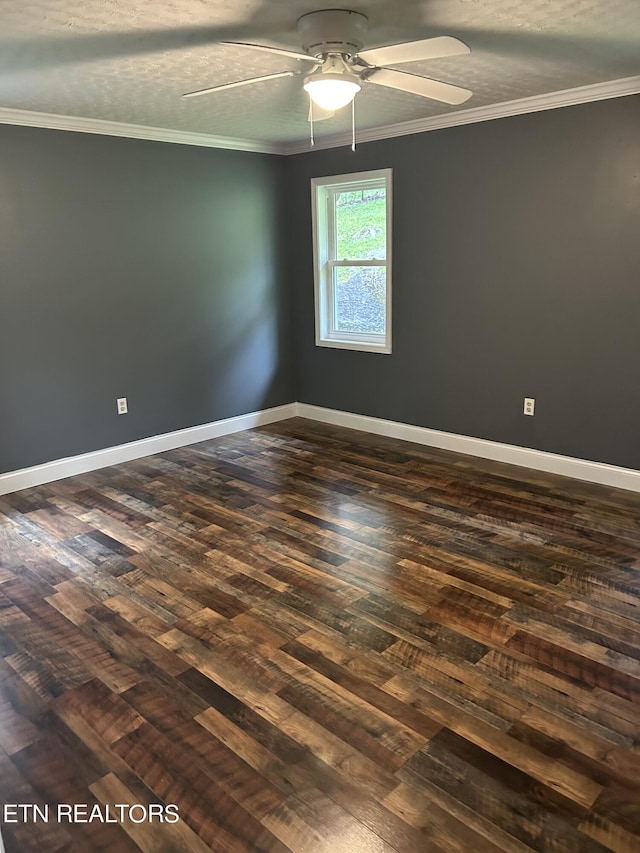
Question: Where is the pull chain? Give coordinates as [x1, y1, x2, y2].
[309, 100, 315, 147]
[351, 97, 356, 152]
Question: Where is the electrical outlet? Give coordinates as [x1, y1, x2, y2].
[523, 397, 535, 416]
[117, 397, 128, 415]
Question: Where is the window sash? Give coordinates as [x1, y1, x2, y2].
[326, 181, 387, 264]
[325, 262, 388, 341]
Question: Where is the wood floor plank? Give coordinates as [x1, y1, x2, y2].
[89, 772, 212, 853]
[383, 780, 533, 853]
[1, 417, 639, 851]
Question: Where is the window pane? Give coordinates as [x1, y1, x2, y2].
[335, 188, 386, 261]
[334, 266, 386, 335]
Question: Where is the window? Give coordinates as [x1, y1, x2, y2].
[311, 169, 392, 353]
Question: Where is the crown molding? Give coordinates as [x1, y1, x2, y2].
[282, 74, 640, 155]
[1, 74, 639, 156]
[0, 105, 282, 154]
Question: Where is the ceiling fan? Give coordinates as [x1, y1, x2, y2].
[181, 9, 472, 121]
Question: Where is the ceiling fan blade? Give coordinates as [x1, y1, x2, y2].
[367, 68, 472, 105]
[358, 36, 470, 67]
[182, 71, 295, 99]
[219, 41, 317, 63]
[398, 26, 640, 64]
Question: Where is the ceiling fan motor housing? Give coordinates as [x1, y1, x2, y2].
[297, 10, 368, 58]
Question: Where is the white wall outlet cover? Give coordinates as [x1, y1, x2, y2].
[117, 397, 128, 415]
[524, 397, 535, 415]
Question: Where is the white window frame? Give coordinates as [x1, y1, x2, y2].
[311, 168, 392, 353]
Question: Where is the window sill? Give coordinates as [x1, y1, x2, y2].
[315, 338, 391, 354]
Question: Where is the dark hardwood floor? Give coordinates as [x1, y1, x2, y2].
[1, 418, 639, 853]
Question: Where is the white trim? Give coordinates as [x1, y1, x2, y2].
[0, 404, 296, 496]
[0, 75, 638, 156]
[297, 404, 640, 493]
[0, 106, 281, 154]
[283, 75, 640, 154]
[2, 401, 638, 496]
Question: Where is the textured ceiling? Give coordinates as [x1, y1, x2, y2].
[0, 0, 639, 148]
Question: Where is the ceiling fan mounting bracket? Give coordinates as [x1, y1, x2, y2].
[297, 10, 369, 59]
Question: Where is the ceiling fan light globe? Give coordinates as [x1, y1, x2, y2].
[303, 73, 361, 111]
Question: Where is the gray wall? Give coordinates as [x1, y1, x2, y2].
[286, 95, 640, 470]
[2, 96, 639, 476]
[0, 125, 293, 474]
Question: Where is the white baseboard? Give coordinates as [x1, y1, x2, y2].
[297, 403, 640, 494]
[0, 403, 297, 496]
[1, 401, 638, 496]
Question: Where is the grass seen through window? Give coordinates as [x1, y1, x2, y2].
[336, 190, 386, 260]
